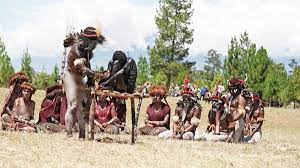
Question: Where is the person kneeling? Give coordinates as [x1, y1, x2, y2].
[138, 86, 170, 136]
[94, 95, 119, 134]
[1, 82, 36, 132]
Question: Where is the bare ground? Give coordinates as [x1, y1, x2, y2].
[0, 88, 299, 168]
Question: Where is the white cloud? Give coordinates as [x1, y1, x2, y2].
[1, 0, 156, 58]
[0, 0, 299, 60]
[191, 0, 300, 57]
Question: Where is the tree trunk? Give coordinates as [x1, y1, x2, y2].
[166, 74, 172, 89]
[294, 101, 296, 109]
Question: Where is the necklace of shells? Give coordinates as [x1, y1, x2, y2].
[154, 104, 162, 113]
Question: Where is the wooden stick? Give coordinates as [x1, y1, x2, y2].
[130, 98, 135, 144]
[89, 87, 96, 140]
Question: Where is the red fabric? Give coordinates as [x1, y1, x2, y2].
[39, 98, 57, 123]
[147, 103, 170, 128]
[38, 95, 67, 125]
[95, 102, 113, 124]
[60, 96, 67, 125]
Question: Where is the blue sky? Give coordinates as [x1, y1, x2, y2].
[0, 0, 299, 72]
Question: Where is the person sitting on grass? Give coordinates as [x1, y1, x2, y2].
[158, 93, 201, 140]
[37, 84, 67, 133]
[243, 92, 265, 144]
[1, 82, 36, 132]
[138, 85, 170, 136]
[0, 72, 29, 129]
[94, 94, 119, 134]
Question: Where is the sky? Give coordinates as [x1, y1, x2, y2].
[0, 0, 299, 72]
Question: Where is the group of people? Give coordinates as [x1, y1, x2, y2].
[0, 26, 264, 144]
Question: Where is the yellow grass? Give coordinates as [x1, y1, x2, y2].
[0, 88, 299, 168]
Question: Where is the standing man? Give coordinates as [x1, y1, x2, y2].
[63, 26, 106, 138]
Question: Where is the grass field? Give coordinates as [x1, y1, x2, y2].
[0, 88, 299, 168]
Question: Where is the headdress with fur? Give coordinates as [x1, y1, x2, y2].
[228, 77, 245, 87]
[8, 72, 29, 86]
[20, 82, 36, 94]
[80, 26, 106, 45]
[149, 85, 168, 98]
[45, 84, 63, 99]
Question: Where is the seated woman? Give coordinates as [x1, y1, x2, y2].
[138, 85, 170, 136]
[159, 94, 201, 140]
[94, 94, 119, 134]
[38, 84, 66, 132]
[1, 82, 36, 132]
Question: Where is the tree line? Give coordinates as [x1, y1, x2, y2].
[0, 37, 59, 89]
[0, 0, 299, 107]
[135, 0, 300, 107]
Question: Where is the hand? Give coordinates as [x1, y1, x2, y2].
[102, 122, 109, 128]
[146, 123, 154, 127]
[94, 72, 107, 80]
[29, 120, 35, 125]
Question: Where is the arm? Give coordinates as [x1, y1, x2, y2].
[30, 101, 35, 121]
[102, 104, 118, 127]
[94, 119, 104, 130]
[184, 106, 201, 133]
[250, 109, 264, 135]
[149, 114, 170, 127]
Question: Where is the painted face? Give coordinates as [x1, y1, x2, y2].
[22, 88, 32, 99]
[211, 99, 223, 112]
[229, 85, 241, 95]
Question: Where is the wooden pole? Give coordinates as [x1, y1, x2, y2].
[130, 98, 135, 144]
[89, 88, 96, 140]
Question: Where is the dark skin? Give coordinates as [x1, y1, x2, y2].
[172, 101, 201, 138]
[224, 87, 246, 142]
[94, 97, 118, 131]
[225, 92, 246, 122]
[12, 88, 35, 121]
[248, 103, 264, 136]
[144, 96, 169, 127]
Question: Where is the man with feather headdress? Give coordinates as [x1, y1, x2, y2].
[63, 26, 106, 138]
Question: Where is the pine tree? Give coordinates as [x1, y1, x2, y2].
[136, 55, 150, 85]
[203, 49, 222, 86]
[49, 64, 59, 85]
[21, 48, 34, 82]
[33, 67, 51, 89]
[149, 0, 194, 87]
[224, 32, 255, 78]
[0, 37, 14, 86]
[263, 63, 288, 106]
[245, 47, 271, 96]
